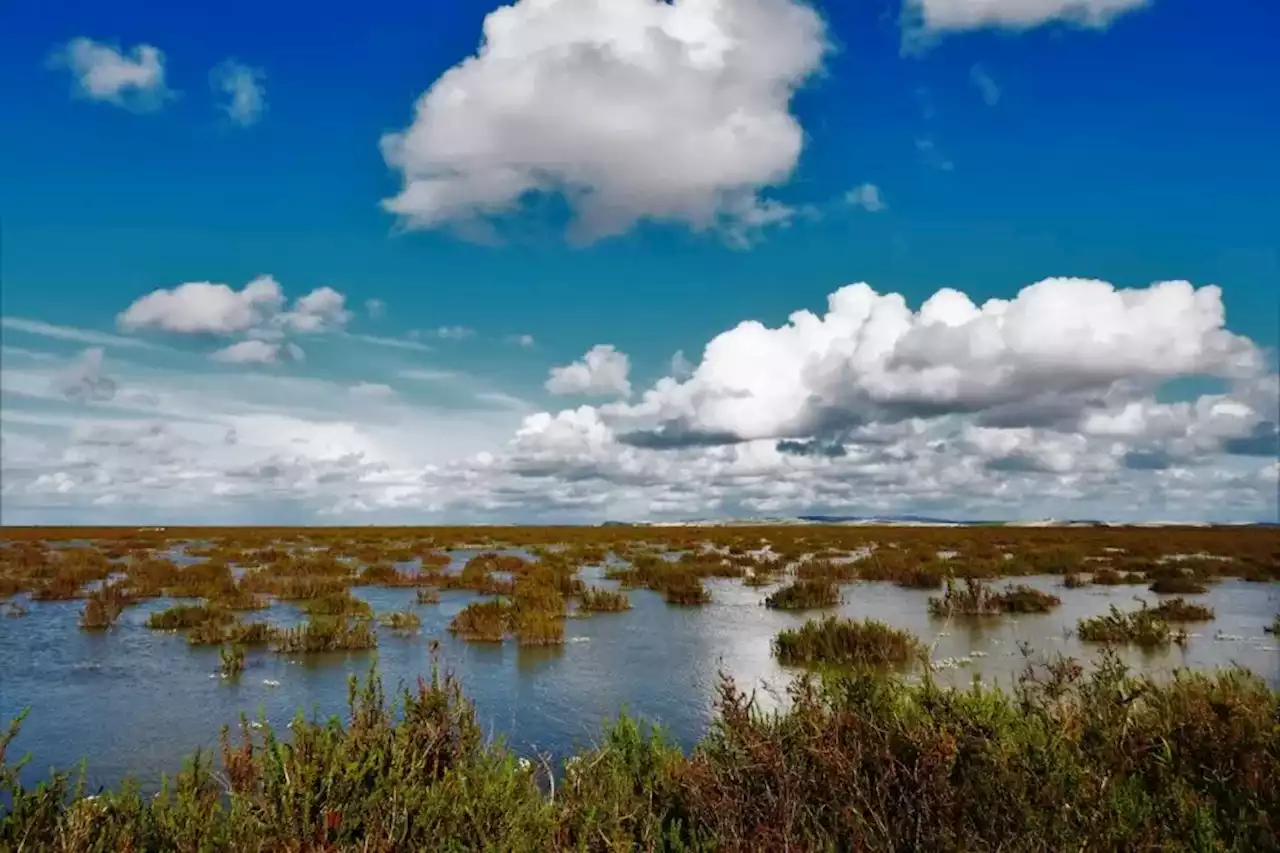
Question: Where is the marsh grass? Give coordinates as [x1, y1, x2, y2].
[764, 579, 839, 610]
[514, 610, 564, 646]
[1150, 597, 1215, 622]
[78, 582, 130, 631]
[302, 592, 371, 618]
[773, 616, 923, 668]
[272, 618, 377, 654]
[1150, 575, 1209, 595]
[146, 603, 233, 631]
[376, 610, 421, 632]
[989, 584, 1062, 613]
[657, 573, 711, 606]
[3, 655, 1279, 850]
[1092, 568, 1148, 585]
[414, 587, 441, 604]
[219, 645, 246, 679]
[1266, 614, 1278, 634]
[447, 600, 510, 643]
[1077, 605, 1187, 647]
[926, 578, 1059, 617]
[577, 586, 631, 612]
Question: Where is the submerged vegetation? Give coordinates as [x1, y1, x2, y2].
[6, 652, 1275, 850]
[773, 616, 923, 668]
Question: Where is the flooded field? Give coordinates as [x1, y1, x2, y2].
[1, 526, 1277, 793]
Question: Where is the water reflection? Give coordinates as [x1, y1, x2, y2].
[1, 561, 1276, 794]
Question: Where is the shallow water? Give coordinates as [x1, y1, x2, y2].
[2, 552, 1277, 792]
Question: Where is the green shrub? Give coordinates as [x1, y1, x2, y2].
[773, 617, 923, 668]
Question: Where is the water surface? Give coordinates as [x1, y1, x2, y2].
[2, 557, 1276, 792]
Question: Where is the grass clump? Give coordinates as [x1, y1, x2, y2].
[447, 599, 510, 643]
[146, 603, 233, 631]
[1149, 575, 1209, 595]
[1078, 605, 1186, 647]
[656, 573, 711, 606]
[376, 610, 421, 632]
[301, 591, 371, 618]
[773, 616, 923, 668]
[578, 586, 631, 612]
[219, 645, 246, 679]
[414, 587, 441, 604]
[272, 618, 377, 654]
[1265, 614, 1278, 635]
[78, 582, 130, 631]
[1150, 597, 1216, 622]
[764, 579, 839, 610]
[513, 609, 565, 646]
[989, 584, 1062, 614]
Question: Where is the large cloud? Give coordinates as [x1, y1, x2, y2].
[380, 0, 828, 243]
[601, 278, 1261, 447]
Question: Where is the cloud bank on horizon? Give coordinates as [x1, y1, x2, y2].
[4, 0, 1277, 524]
[4, 274, 1276, 525]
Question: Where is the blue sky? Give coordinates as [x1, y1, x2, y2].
[1, 0, 1277, 524]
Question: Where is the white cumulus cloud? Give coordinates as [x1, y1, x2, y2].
[380, 0, 828, 244]
[210, 59, 266, 127]
[211, 340, 286, 365]
[118, 276, 284, 335]
[546, 345, 632, 398]
[596, 278, 1262, 447]
[906, 0, 1151, 37]
[50, 37, 173, 111]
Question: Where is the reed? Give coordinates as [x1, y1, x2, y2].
[656, 572, 711, 606]
[1149, 597, 1215, 622]
[219, 645, 246, 679]
[514, 609, 565, 646]
[927, 578, 1001, 617]
[773, 616, 923, 668]
[146, 603, 233, 631]
[272, 618, 377, 654]
[301, 592, 371, 618]
[78, 582, 130, 631]
[1149, 575, 1209, 595]
[414, 587, 441, 604]
[577, 586, 631, 612]
[447, 600, 510, 642]
[1077, 605, 1186, 647]
[3, 656, 1278, 850]
[989, 584, 1061, 614]
[377, 610, 421, 632]
[764, 579, 839, 610]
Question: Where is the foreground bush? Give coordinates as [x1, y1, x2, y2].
[3, 653, 1276, 851]
[773, 617, 923, 668]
